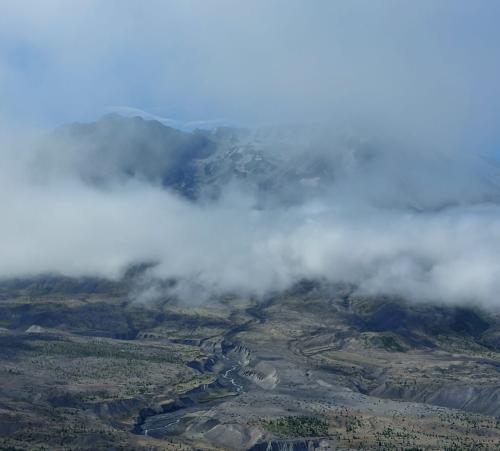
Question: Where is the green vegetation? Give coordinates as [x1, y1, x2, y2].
[368, 334, 407, 352]
[36, 340, 181, 363]
[345, 417, 363, 433]
[264, 416, 329, 437]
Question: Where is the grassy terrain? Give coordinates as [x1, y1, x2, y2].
[263, 416, 329, 437]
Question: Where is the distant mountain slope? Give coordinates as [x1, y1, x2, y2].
[33, 114, 379, 205]
[35, 114, 500, 210]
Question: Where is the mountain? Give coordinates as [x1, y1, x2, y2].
[38, 114, 266, 198]
[35, 114, 500, 211]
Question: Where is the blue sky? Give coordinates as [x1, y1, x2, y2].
[1, 1, 500, 155]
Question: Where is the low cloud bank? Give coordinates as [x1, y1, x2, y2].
[1, 121, 500, 309]
[1, 2, 500, 308]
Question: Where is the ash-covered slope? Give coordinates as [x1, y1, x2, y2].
[37, 114, 216, 199]
[36, 114, 287, 200]
[36, 114, 500, 210]
[37, 114, 354, 206]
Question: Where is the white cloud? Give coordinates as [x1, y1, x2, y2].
[1, 132, 500, 309]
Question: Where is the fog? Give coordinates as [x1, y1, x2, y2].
[1, 2, 500, 308]
[1, 119, 500, 309]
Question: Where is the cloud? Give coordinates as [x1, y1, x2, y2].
[1, 1, 500, 150]
[1, 2, 500, 308]
[0, 117, 500, 309]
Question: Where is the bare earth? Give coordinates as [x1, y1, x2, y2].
[0, 282, 499, 450]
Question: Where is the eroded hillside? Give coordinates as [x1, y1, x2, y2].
[0, 279, 499, 450]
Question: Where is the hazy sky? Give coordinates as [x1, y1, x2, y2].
[1, 1, 500, 154]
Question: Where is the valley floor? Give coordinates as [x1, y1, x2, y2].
[0, 282, 499, 450]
